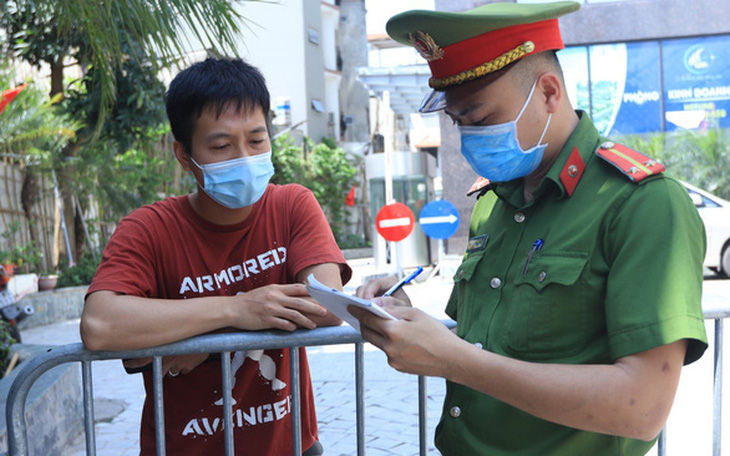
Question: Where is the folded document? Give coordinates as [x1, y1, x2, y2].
[306, 274, 397, 332]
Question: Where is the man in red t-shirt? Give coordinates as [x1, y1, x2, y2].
[81, 58, 352, 455]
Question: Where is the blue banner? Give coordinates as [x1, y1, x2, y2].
[662, 35, 730, 131]
[608, 41, 662, 135]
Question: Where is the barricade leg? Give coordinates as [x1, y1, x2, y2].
[418, 375, 428, 456]
[81, 360, 97, 456]
[152, 356, 166, 456]
[291, 347, 302, 455]
[221, 351, 235, 456]
[355, 342, 365, 456]
[714, 318, 723, 456]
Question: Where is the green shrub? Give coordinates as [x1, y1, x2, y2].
[0, 321, 16, 376]
[57, 255, 101, 288]
[337, 233, 371, 250]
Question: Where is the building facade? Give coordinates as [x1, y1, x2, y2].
[232, 0, 342, 142]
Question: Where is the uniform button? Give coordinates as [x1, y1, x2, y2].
[457, 270, 464, 280]
[538, 271, 547, 282]
[600, 141, 615, 149]
[490, 277, 502, 288]
[513, 212, 526, 223]
[474, 342, 483, 349]
[450, 406, 462, 418]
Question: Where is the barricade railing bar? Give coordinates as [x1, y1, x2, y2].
[5, 310, 729, 456]
[5, 321, 455, 456]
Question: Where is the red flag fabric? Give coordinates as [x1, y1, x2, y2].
[345, 185, 356, 207]
[0, 83, 28, 116]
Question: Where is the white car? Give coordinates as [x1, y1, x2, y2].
[683, 181, 730, 278]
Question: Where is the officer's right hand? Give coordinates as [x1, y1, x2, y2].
[355, 276, 412, 306]
[231, 283, 327, 332]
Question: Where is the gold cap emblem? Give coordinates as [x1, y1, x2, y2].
[408, 31, 445, 61]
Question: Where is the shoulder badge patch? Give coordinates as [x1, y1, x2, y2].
[467, 177, 491, 197]
[595, 141, 665, 182]
[466, 234, 488, 253]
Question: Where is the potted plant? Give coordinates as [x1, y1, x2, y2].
[37, 270, 59, 292]
[0, 222, 42, 277]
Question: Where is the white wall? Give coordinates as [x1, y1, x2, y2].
[235, 1, 309, 134]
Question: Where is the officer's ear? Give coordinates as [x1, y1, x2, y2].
[536, 72, 562, 115]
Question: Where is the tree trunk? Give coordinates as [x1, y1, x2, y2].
[20, 166, 43, 270]
[50, 57, 64, 98]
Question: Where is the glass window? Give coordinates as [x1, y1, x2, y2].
[589, 43, 627, 135]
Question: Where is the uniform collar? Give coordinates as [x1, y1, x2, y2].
[540, 110, 600, 199]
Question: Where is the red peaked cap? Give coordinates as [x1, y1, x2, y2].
[386, 2, 580, 91]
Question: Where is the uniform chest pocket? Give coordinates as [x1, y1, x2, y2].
[504, 252, 591, 360]
[515, 253, 587, 291]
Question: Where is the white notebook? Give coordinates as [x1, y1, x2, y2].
[305, 274, 397, 332]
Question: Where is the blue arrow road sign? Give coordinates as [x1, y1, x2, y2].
[419, 200, 460, 240]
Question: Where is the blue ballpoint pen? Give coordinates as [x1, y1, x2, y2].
[383, 266, 424, 297]
[523, 239, 544, 277]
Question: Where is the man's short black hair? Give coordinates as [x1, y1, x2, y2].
[165, 57, 271, 155]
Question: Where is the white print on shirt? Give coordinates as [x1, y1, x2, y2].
[213, 349, 287, 406]
[178, 246, 287, 295]
[182, 396, 292, 436]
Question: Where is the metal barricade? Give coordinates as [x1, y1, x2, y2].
[6, 321, 456, 456]
[6, 312, 729, 456]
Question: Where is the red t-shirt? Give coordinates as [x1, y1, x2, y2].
[88, 184, 351, 455]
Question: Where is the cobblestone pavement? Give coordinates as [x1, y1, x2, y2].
[17, 260, 730, 456]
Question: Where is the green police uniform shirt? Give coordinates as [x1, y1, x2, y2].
[435, 112, 708, 456]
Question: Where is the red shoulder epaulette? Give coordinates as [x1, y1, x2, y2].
[466, 177, 491, 197]
[595, 141, 665, 182]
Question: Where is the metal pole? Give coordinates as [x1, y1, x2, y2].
[355, 342, 366, 456]
[82, 360, 97, 456]
[153, 356, 166, 456]
[291, 347, 302, 456]
[714, 318, 723, 456]
[418, 375, 428, 456]
[221, 352, 235, 456]
[51, 170, 74, 266]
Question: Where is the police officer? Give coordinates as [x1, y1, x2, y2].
[351, 2, 708, 455]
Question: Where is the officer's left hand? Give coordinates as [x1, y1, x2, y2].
[349, 302, 461, 378]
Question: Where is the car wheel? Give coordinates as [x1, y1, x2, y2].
[722, 244, 730, 279]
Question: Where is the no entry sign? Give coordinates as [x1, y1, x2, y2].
[376, 203, 415, 242]
[419, 200, 460, 240]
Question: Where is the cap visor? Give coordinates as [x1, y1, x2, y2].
[419, 90, 446, 113]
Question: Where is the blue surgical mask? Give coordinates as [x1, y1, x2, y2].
[458, 80, 552, 182]
[190, 152, 275, 209]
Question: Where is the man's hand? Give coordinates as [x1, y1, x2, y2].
[349, 303, 461, 377]
[231, 283, 327, 332]
[355, 275, 412, 306]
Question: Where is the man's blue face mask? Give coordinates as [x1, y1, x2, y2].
[458, 79, 552, 183]
[191, 152, 275, 209]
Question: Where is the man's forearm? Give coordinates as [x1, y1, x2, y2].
[81, 291, 232, 351]
[446, 338, 686, 441]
